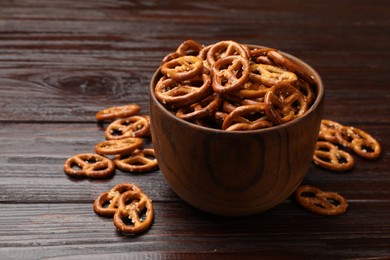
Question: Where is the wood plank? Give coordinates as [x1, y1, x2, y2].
[1, 68, 388, 123]
[1, 1, 389, 123]
[0, 201, 389, 259]
[0, 123, 388, 203]
[0, 122, 176, 203]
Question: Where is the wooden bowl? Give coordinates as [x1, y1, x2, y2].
[149, 47, 324, 216]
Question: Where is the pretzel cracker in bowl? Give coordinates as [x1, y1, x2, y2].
[155, 40, 317, 131]
[149, 39, 324, 216]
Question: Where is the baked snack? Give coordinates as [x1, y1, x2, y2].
[63, 153, 115, 178]
[154, 40, 317, 131]
[313, 141, 355, 171]
[336, 126, 381, 160]
[113, 189, 154, 234]
[93, 183, 154, 235]
[295, 185, 348, 216]
[93, 183, 142, 217]
[105, 116, 150, 140]
[314, 119, 381, 171]
[95, 104, 141, 121]
[114, 148, 158, 173]
[95, 137, 143, 155]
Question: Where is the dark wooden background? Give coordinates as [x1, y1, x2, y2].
[1, 0, 389, 259]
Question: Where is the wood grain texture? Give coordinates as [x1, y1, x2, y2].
[0, 0, 389, 258]
[1, 202, 389, 259]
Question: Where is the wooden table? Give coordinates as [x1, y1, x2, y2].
[1, 1, 389, 258]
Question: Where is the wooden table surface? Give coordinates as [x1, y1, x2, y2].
[1, 0, 389, 259]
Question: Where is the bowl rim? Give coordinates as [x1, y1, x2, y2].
[149, 45, 324, 135]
